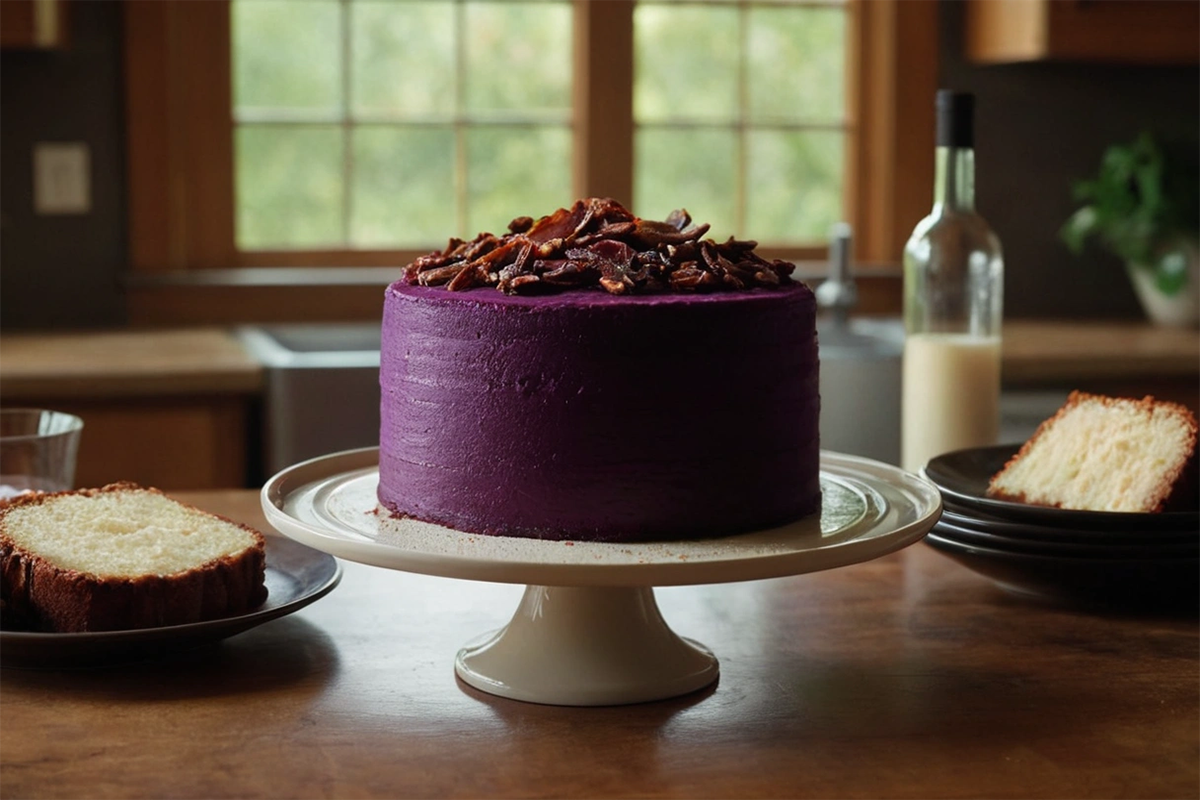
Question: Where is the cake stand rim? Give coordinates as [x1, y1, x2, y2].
[259, 447, 942, 588]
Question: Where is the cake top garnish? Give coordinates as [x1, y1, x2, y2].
[401, 197, 795, 295]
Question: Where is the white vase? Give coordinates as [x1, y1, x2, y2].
[1126, 246, 1200, 327]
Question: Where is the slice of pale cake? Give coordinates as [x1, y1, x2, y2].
[0, 483, 267, 632]
[987, 392, 1198, 513]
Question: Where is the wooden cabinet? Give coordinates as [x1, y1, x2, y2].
[966, 0, 1199, 65]
[8, 397, 254, 491]
[0, 0, 67, 49]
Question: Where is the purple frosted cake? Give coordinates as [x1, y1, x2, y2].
[378, 198, 820, 542]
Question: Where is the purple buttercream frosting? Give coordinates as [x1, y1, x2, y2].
[378, 281, 820, 542]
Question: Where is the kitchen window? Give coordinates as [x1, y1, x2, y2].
[124, 0, 936, 319]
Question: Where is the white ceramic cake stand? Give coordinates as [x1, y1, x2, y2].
[261, 447, 941, 706]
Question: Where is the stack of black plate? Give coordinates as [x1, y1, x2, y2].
[922, 445, 1199, 610]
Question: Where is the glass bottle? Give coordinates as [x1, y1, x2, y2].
[901, 90, 1004, 474]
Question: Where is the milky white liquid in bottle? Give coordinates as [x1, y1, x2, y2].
[901, 333, 1000, 473]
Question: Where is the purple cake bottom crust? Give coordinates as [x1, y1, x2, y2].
[378, 282, 821, 543]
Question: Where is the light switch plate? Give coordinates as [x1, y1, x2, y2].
[33, 142, 91, 215]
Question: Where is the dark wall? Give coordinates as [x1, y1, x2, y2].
[1, 0, 126, 330]
[939, 0, 1200, 320]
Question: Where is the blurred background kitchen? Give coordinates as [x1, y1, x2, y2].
[1, 0, 1197, 490]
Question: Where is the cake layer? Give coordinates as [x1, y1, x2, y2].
[378, 282, 820, 542]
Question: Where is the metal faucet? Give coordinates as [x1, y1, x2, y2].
[815, 222, 856, 327]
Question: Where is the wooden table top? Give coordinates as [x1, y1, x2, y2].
[2, 491, 1197, 799]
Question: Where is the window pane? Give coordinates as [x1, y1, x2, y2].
[747, 7, 844, 123]
[236, 125, 344, 249]
[635, 128, 736, 235]
[351, 126, 456, 247]
[465, 2, 572, 117]
[232, 0, 341, 116]
[351, 1, 455, 119]
[745, 130, 842, 243]
[634, 4, 738, 123]
[466, 126, 572, 235]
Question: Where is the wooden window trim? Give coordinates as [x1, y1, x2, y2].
[123, 0, 935, 324]
[126, 0, 234, 272]
[850, 0, 938, 263]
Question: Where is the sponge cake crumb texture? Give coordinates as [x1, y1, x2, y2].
[987, 392, 1199, 513]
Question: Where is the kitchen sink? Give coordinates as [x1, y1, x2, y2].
[237, 323, 381, 477]
[816, 316, 905, 465]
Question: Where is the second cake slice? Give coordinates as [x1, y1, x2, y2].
[986, 392, 1198, 513]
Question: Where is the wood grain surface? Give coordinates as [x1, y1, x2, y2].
[2, 491, 1196, 799]
[1000, 320, 1200, 383]
[0, 329, 262, 400]
[1000, 320, 1200, 412]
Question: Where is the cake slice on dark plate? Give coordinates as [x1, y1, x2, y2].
[987, 391, 1198, 513]
[0, 483, 268, 632]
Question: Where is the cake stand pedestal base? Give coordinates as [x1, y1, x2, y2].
[454, 585, 718, 706]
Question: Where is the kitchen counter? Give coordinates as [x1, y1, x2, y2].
[0, 320, 1193, 488]
[1001, 319, 1200, 384]
[1, 490, 1195, 799]
[0, 328, 262, 400]
[1001, 320, 1199, 415]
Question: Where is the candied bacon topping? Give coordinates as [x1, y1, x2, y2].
[400, 197, 795, 295]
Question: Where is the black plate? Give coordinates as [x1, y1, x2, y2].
[0, 535, 342, 669]
[932, 519, 1199, 559]
[925, 531, 1199, 610]
[938, 506, 1199, 544]
[925, 445, 1200, 531]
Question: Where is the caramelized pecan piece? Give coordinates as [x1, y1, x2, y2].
[418, 262, 470, 287]
[541, 260, 600, 287]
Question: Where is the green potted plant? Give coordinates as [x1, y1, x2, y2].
[1061, 132, 1199, 326]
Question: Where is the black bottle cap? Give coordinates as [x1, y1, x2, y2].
[936, 90, 974, 148]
